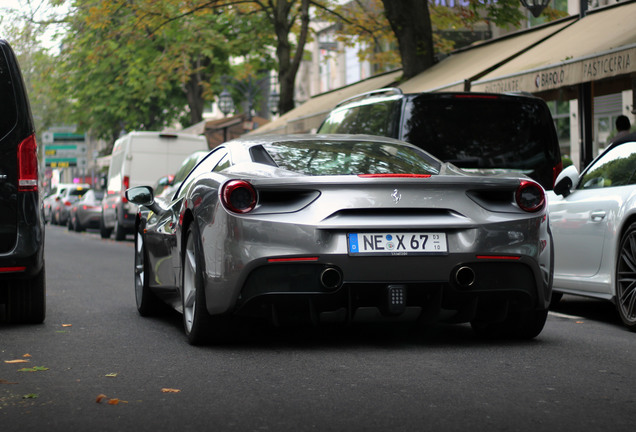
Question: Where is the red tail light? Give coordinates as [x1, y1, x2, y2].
[18, 134, 38, 192]
[221, 180, 257, 214]
[516, 180, 545, 212]
[64, 200, 72, 206]
[122, 175, 130, 203]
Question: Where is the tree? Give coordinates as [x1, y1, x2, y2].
[52, 0, 273, 140]
[326, 0, 565, 81]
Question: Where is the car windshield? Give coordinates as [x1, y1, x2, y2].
[579, 141, 636, 189]
[403, 95, 558, 173]
[260, 140, 440, 176]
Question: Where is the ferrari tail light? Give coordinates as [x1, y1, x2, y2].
[17, 134, 38, 192]
[221, 180, 257, 214]
[122, 175, 130, 203]
[516, 180, 545, 212]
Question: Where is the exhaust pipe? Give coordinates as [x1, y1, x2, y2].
[455, 266, 476, 289]
[320, 267, 342, 290]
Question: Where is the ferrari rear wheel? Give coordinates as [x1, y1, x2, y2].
[134, 228, 162, 316]
[616, 223, 636, 331]
[182, 224, 231, 345]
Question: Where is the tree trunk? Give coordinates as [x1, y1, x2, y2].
[272, 0, 310, 115]
[382, 0, 435, 80]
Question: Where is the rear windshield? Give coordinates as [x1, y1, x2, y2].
[0, 47, 18, 140]
[403, 94, 559, 174]
[260, 139, 440, 176]
[318, 97, 402, 138]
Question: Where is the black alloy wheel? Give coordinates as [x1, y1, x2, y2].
[616, 222, 636, 331]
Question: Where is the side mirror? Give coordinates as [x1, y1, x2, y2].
[553, 165, 579, 197]
[125, 186, 164, 215]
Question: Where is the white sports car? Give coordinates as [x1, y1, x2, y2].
[549, 131, 636, 330]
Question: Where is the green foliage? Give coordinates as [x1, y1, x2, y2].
[52, 0, 274, 140]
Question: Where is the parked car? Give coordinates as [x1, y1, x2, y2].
[68, 189, 104, 232]
[549, 131, 636, 331]
[317, 89, 562, 191]
[0, 39, 45, 323]
[101, 131, 208, 241]
[43, 182, 88, 224]
[126, 134, 553, 344]
[54, 185, 89, 226]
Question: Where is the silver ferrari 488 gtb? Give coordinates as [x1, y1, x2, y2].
[126, 134, 553, 344]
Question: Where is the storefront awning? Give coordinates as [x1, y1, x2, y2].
[252, 70, 402, 135]
[471, 1, 636, 94]
[398, 16, 575, 93]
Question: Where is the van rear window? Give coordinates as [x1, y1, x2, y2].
[403, 95, 558, 173]
[319, 99, 401, 138]
[0, 48, 18, 140]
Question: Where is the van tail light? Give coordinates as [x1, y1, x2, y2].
[122, 175, 130, 203]
[516, 180, 545, 212]
[221, 180, 257, 214]
[18, 134, 38, 192]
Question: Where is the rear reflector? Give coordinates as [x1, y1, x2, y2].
[476, 255, 521, 260]
[267, 257, 319, 263]
[0, 266, 27, 273]
[358, 174, 431, 178]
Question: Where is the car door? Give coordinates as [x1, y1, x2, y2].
[550, 142, 636, 288]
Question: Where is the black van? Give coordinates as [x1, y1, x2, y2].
[0, 39, 45, 323]
[318, 89, 562, 190]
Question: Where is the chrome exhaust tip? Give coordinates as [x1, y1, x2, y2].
[320, 267, 342, 290]
[455, 266, 476, 289]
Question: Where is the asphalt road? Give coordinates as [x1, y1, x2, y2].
[1, 225, 636, 431]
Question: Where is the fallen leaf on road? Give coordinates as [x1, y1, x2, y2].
[105, 373, 118, 378]
[17, 366, 49, 372]
[23, 393, 38, 399]
[576, 321, 585, 324]
[0, 379, 18, 384]
[4, 359, 29, 364]
[161, 388, 181, 393]
[23, 354, 31, 358]
[62, 324, 72, 327]
[96, 394, 107, 403]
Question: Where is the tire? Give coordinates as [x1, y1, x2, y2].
[74, 217, 83, 232]
[5, 266, 46, 324]
[549, 292, 563, 308]
[182, 224, 230, 345]
[616, 223, 636, 331]
[67, 215, 73, 231]
[134, 228, 163, 316]
[114, 216, 126, 241]
[471, 301, 548, 340]
[100, 215, 112, 239]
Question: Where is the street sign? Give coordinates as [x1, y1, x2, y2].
[44, 132, 87, 168]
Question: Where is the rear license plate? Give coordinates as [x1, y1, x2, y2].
[348, 232, 447, 256]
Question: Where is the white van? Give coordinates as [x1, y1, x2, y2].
[100, 132, 208, 240]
